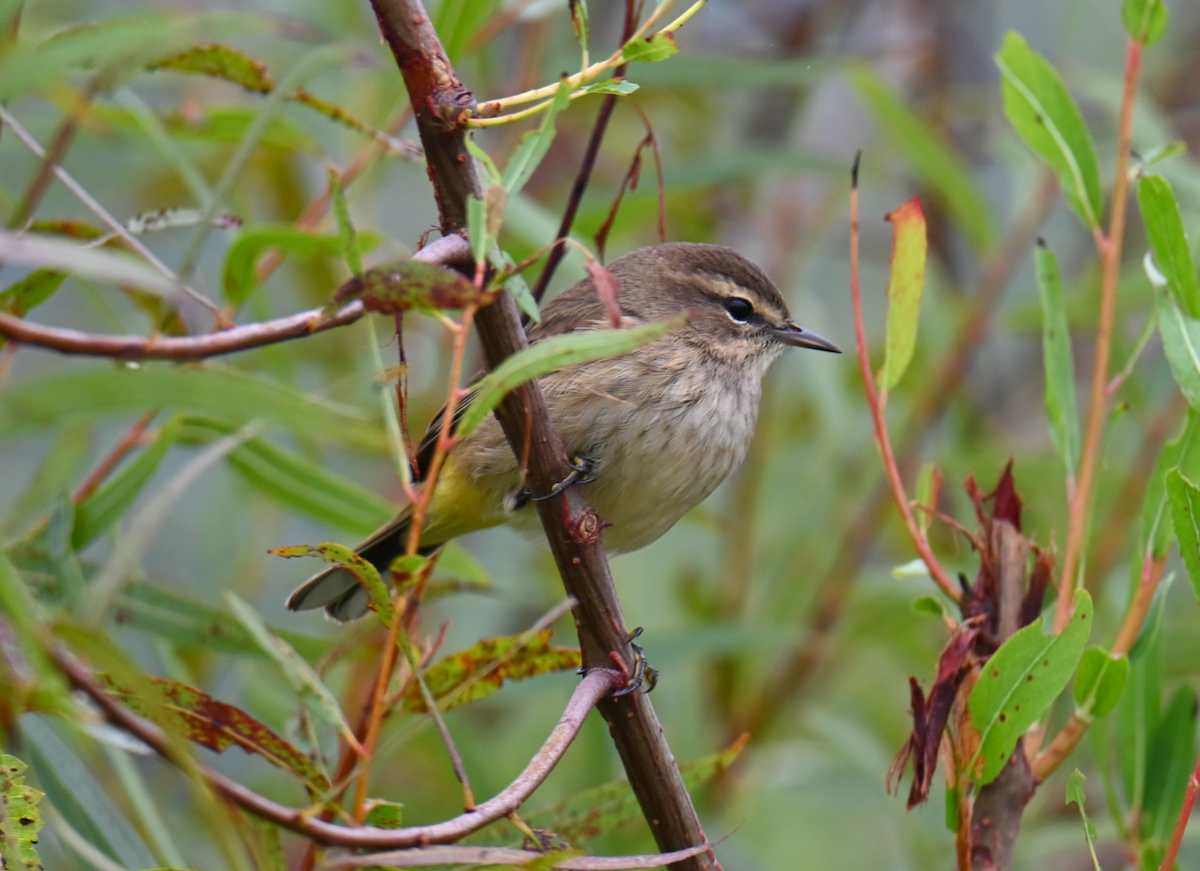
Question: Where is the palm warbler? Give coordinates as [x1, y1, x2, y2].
[287, 242, 838, 620]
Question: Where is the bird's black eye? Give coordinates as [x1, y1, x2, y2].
[723, 297, 754, 322]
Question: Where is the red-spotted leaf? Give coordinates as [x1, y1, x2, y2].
[878, 197, 927, 395]
[269, 543, 391, 623]
[968, 589, 1093, 785]
[405, 629, 581, 713]
[333, 260, 487, 314]
[101, 674, 330, 792]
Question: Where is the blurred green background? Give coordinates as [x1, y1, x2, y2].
[3, 0, 1200, 869]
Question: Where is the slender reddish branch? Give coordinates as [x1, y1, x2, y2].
[1055, 38, 1144, 632]
[73, 410, 157, 503]
[848, 156, 959, 601]
[1158, 754, 1200, 871]
[327, 843, 714, 869]
[52, 644, 620, 848]
[0, 234, 472, 360]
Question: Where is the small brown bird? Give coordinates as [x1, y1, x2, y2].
[288, 242, 838, 620]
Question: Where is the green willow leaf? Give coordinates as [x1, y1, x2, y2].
[1143, 685, 1197, 845]
[996, 32, 1104, 230]
[20, 714, 157, 871]
[1074, 646, 1129, 720]
[1166, 467, 1200, 602]
[73, 416, 181, 549]
[502, 79, 572, 197]
[848, 65, 995, 254]
[1155, 285, 1200, 411]
[225, 592, 364, 751]
[0, 365, 387, 452]
[179, 416, 391, 535]
[222, 225, 381, 307]
[1122, 0, 1169, 47]
[969, 589, 1093, 785]
[1035, 241, 1080, 479]
[1139, 174, 1200, 318]
[457, 314, 685, 437]
[878, 197, 927, 394]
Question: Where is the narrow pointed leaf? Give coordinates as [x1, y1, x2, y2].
[1143, 685, 1197, 844]
[1139, 174, 1200, 318]
[20, 714, 157, 871]
[996, 32, 1104, 230]
[0, 365, 387, 451]
[1166, 467, 1200, 602]
[179, 417, 392, 535]
[1035, 241, 1080, 478]
[404, 629, 581, 713]
[1122, 0, 1169, 46]
[1155, 285, 1200, 411]
[147, 44, 274, 92]
[222, 226, 381, 307]
[269, 542, 391, 622]
[457, 314, 685, 437]
[101, 674, 331, 791]
[502, 79, 572, 196]
[224, 593, 365, 753]
[969, 589, 1093, 784]
[621, 32, 679, 63]
[877, 197, 927, 393]
[1074, 646, 1129, 719]
[73, 416, 182, 549]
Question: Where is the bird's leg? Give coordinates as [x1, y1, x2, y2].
[532, 454, 598, 502]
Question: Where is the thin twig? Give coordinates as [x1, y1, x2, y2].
[530, 0, 638, 303]
[52, 644, 620, 848]
[0, 105, 231, 327]
[8, 78, 99, 229]
[847, 153, 958, 601]
[1055, 38, 1143, 632]
[73, 411, 158, 504]
[0, 234, 472, 360]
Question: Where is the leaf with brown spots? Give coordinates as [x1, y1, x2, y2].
[404, 630, 581, 713]
[333, 261, 488, 315]
[101, 674, 331, 792]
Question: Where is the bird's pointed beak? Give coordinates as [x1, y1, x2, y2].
[772, 322, 841, 353]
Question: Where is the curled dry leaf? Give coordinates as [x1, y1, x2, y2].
[334, 261, 491, 314]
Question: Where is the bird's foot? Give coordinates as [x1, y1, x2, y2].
[533, 455, 597, 502]
[611, 627, 658, 696]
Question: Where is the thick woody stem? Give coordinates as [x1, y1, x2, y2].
[366, 2, 718, 868]
[968, 520, 1034, 871]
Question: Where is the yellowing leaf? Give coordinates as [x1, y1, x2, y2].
[877, 197, 927, 395]
[405, 630, 581, 712]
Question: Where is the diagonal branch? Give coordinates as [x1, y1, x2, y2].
[0, 234, 471, 360]
[51, 643, 620, 849]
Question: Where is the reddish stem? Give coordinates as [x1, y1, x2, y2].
[1055, 38, 1143, 632]
[1159, 759, 1200, 871]
[848, 158, 959, 601]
